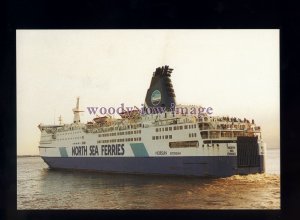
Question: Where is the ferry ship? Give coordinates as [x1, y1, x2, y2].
[38, 66, 266, 177]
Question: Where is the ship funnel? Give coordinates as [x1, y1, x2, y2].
[144, 65, 176, 111]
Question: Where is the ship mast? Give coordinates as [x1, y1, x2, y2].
[72, 97, 84, 124]
[58, 115, 63, 125]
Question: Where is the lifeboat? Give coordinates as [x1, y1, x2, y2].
[93, 116, 109, 124]
[119, 109, 140, 119]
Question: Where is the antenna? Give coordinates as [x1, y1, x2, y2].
[54, 109, 56, 125]
[58, 115, 63, 125]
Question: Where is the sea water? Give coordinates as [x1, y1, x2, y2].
[17, 148, 280, 209]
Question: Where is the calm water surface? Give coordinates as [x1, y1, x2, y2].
[17, 148, 280, 209]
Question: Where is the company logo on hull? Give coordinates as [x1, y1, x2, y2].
[151, 90, 161, 106]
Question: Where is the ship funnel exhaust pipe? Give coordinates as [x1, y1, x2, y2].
[144, 65, 176, 111]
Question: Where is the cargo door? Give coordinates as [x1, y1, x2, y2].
[237, 136, 260, 167]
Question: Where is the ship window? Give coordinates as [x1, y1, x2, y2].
[194, 124, 196, 128]
[200, 131, 208, 139]
[162, 136, 164, 139]
[202, 144, 204, 147]
[184, 125, 188, 129]
[162, 128, 164, 131]
[165, 135, 168, 139]
[169, 141, 199, 148]
[165, 127, 168, 131]
[189, 134, 191, 137]
[156, 136, 159, 140]
[169, 127, 172, 131]
[174, 126, 176, 130]
[180, 126, 183, 130]
[131, 138, 133, 141]
[169, 135, 172, 139]
[159, 128, 161, 132]
[152, 136, 155, 140]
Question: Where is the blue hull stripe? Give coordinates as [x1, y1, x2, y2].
[130, 143, 149, 157]
[41, 156, 265, 177]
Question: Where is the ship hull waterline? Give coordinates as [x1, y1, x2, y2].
[41, 155, 265, 178]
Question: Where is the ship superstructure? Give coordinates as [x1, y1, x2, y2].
[38, 66, 266, 177]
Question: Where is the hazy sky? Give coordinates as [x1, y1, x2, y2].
[17, 30, 279, 155]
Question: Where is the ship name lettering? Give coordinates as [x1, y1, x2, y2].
[101, 144, 125, 156]
[89, 145, 99, 156]
[72, 146, 87, 156]
[170, 152, 181, 155]
[227, 152, 236, 156]
[155, 151, 167, 155]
